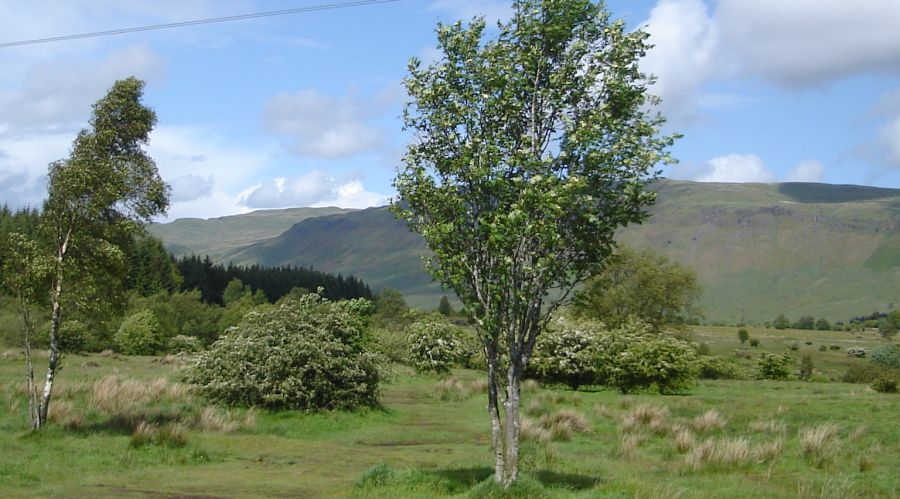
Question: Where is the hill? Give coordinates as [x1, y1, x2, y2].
[153, 181, 900, 321]
[148, 207, 354, 261]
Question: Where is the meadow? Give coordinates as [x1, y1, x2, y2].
[0, 325, 897, 498]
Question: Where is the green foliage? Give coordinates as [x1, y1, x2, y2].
[374, 288, 409, 319]
[697, 356, 746, 380]
[878, 311, 899, 340]
[841, 363, 891, 384]
[749, 339, 760, 347]
[406, 313, 466, 375]
[737, 328, 749, 344]
[871, 376, 898, 393]
[773, 314, 790, 330]
[793, 316, 815, 330]
[756, 353, 793, 380]
[799, 354, 814, 381]
[114, 310, 165, 355]
[530, 319, 605, 390]
[393, 1, 674, 482]
[531, 319, 698, 393]
[572, 247, 702, 330]
[601, 322, 700, 394]
[870, 345, 900, 369]
[437, 295, 453, 316]
[815, 318, 831, 331]
[168, 334, 202, 354]
[186, 292, 380, 410]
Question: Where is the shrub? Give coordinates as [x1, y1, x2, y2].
[841, 364, 891, 384]
[819, 345, 827, 352]
[756, 353, 793, 380]
[598, 321, 699, 394]
[749, 339, 760, 347]
[698, 355, 745, 380]
[871, 376, 897, 393]
[870, 345, 900, 369]
[168, 334, 202, 354]
[530, 318, 605, 390]
[737, 328, 749, 344]
[799, 354, 814, 381]
[114, 310, 165, 355]
[406, 313, 466, 375]
[829, 344, 841, 351]
[186, 292, 381, 410]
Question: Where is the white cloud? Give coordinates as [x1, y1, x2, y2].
[785, 160, 825, 182]
[694, 154, 775, 183]
[263, 89, 386, 159]
[0, 44, 166, 136]
[641, 0, 720, 121]
[880, 115, 900, 167]
[429, 0, 511, 23]
[716, 0, 900, 87]
[169, 174, 214, 202]
[240, 171, 387, 209]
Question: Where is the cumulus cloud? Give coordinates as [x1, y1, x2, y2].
[693, 154, 775, 183]
[0, 44, 166, 136]
[264, 89, 387, 159]
[641, 0, 720, 121]
[785, 160, 825, 182]
[240, 171, 387, 209]
[716, 0, 900, 87]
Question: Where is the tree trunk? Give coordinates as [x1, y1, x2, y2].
[37, 267, 64, 428]
[500, 363, 522, 487]
[18, 293, 40, 429]
[486, 345, 505, 483]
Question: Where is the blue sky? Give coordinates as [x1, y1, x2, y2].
[1, 0, 899, 221]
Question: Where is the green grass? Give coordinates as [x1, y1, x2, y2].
[1, 326, 898, 497]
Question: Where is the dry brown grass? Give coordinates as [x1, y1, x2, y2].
[752, 439, 783, 464]
[799, 423, 841, 467]
[592, 403, 613, 419]
[435, 377, 488, 401]
[521, 379, 540, 392]
[621, 404, 670, 434]
[672, 428, 695, 454]
[196, 406, 241, 433]
[691, 409, 727, 433]
[539, 409, 591, 441]
[685, 437, 752, 470]
[520, 417, 552, 443]
[618, 433, 645, 460]
[848, 425, 866, 442]
[89, 375, 187, 416]
[47, 399, 82, 430]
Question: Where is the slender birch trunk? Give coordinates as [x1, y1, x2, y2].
[501, 363, 522, 486]
[18, 292, 40, 429]
[486, 344, 505, 482]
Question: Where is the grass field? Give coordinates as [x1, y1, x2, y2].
[1, 327, 898, 497]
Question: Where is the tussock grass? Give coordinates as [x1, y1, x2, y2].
[691, 409, 727, 433]
[621, 404, 670, 434]
[848, 425, 866, 442]
[90, 375, 187, 416]
[686, 437, 752, 470]
[592, 403, 613, 419]
[435, 377, 488, 401]
[47, 399, 82, 430]
[799, 423, 841, 467]
[751, 439, 783, 464]
[672, 428, 695, 454]
[522, 409, 591, 443]
[618, 433, 646, 460]
[520, 417, 551, 443]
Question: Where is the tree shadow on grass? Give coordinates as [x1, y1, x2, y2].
[427, 466, 599, 492]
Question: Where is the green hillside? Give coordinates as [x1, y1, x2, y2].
[148, 207, 354, 261]
[154, 181, 900, 321]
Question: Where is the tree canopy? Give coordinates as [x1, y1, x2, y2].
[393, 0, 675, 486]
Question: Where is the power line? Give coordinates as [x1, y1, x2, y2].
[0, 0, 400, 49]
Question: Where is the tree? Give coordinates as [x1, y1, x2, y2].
[437, 295, 454, 316]
[773, 314, 790, 330]
[738, 328, 749, 345]
[815, 318, 831, 331]
[15, 78, 168, 429]
[793, 315, 815, 330]
[393, 0, 674, 486]
[571, 246, 701, 330]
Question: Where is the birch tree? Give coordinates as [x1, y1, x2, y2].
[15, 77, 168, 429]
[393, 0, 675, 486]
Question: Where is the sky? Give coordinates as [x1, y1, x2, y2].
[0, 0, 899, 222]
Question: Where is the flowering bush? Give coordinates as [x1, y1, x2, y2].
[406, 314, 466, 375]
[186, 292, 381, 410]
[530, 318, 605, 390]
[530, 318, 698, 393]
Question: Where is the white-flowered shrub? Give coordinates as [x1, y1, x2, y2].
[186, 292, 380, 410]
[407, 313, 466, 375]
